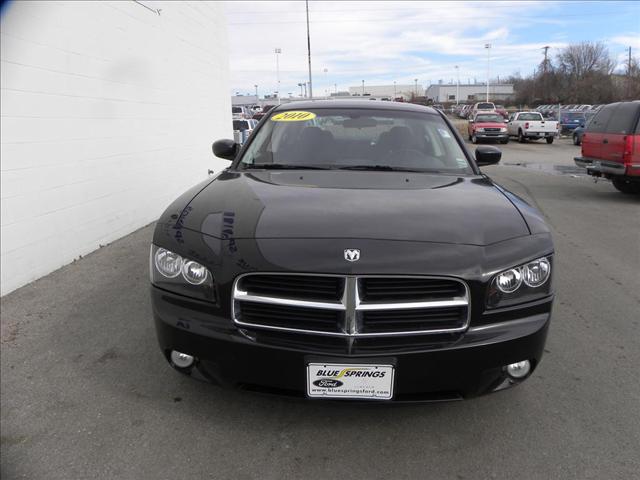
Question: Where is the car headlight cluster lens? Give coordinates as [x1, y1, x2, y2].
[495, 258, 550, 293]
[522, 258, 551, 287]
[154, 247, 210, 284]
[154, 248, 183, 278]
[496, 268, 522, 293]
[182, 260, 209, 285]
[151, 246, 214, 301]
[500, 127, 507, 132]
[488, 256, 553, 308]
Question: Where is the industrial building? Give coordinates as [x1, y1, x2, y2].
[425, 83, 514, 103]
[348, 84, 419, 99]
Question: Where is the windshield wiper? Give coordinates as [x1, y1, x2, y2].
[242, 163, 332, 170]
[337, 165, 433, 173]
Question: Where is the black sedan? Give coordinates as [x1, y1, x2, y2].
[150, 101, 554, 402]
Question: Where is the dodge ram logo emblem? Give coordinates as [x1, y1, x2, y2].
[344, 249, 360, 262]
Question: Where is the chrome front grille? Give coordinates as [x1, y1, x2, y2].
[232, 273, 470, 337]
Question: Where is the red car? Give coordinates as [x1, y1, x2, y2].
[575, 101, 640, 194]
[468, 112, 509, 144]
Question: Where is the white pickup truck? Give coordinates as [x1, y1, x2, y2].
[507, 111, 559, 144]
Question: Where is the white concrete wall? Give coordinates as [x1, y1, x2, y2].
[1, 1, 232, 295]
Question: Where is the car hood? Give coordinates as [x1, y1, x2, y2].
[179, 170, 530, 246]
[475, 122, 506, 128]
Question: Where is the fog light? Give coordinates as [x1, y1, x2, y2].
[506, 360, 531, 379]
[170, 350, 195, 368]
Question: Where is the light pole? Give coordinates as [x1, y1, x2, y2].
[323, 68, 328, 97]
[485, 43, 491, 102]
[254, 84, 258, 99]
[362, 80, 365, 96]
[305, 0, 313, 98]
[334, 83, 337, 94]
[414, 78, 418, 98]
[454, 66, 460, 105]
[275, 48, 282, 105]
[393, 81, 397, 97]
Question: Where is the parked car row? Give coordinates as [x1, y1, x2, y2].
[468, 110, 559, 145]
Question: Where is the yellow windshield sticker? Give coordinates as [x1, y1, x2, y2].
[271, 111, 316, 122]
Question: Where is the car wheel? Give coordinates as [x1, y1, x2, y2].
[546, 137, 554, 144]
[612, 177, 640, 194]
[518, 131, 525, 143]
[573, 134, 579, 145]
[471, 134, 478, 144]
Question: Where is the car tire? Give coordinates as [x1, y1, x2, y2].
[471, 134, 478, 144]
[573, 134, 580, 145]
[612, 177, 640, 194]
[546, 137, 554, 144]
[518, 130, 525, 143]
[500, 139, 509, 144]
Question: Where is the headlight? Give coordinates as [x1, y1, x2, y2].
[155, 248, 182, 278]
[496, 268, 522, 293]
[150, 245, 215, 301]
[522, 258, 551, 287]
[500, 127, 507, 132]
[487, 256, 553, 308]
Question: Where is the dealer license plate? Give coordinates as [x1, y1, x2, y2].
[306, 363, 394, 400]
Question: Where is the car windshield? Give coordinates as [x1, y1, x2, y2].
[477, 103, 494, 109]
[237, 108, 472, 174]
[475, 114, 503, 123]
[232, 107, 243, 114]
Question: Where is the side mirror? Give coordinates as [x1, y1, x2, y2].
[475, 146, 501, 166]
[468, 119, 474, 124]
[212, 139, 238, 161]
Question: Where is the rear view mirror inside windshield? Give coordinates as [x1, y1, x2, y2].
[342, 117, 378, 128]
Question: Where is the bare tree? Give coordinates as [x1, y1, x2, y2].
[556, 42, 615, 78]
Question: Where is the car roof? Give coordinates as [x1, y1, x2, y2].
[271, 100, 439, 114]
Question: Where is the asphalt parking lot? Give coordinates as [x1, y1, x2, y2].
[2, 138, 639, 480]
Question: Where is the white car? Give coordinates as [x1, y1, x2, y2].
[471, 101, 496, 117]
[506, 112, 558, 144]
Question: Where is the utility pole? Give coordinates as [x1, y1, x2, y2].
[254, 84, 258, 99]
[362, 80, 365, 96]
[542, 46, 550, 102]
[485, 43, 491, 102]
[334, 83, 337, 94]
[455, 65, 460, 105]
[393, 81, 397, 97]
[628, 46, 632, 99]
[414, 78, 418, 97]
[305, 0, 313, 99]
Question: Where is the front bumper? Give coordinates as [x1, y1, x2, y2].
[475, 132, 508, 141]
[152, 287, 551, 402]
